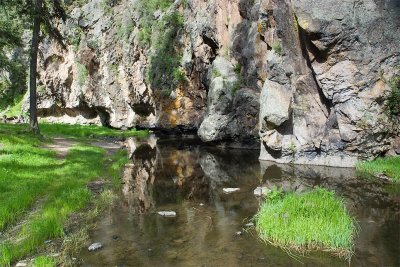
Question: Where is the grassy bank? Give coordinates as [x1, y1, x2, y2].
[0, 123, 142, 266]
[0, 122, 150, 139]
[356, 156, 400, 182]
[255, 188, 356, 259]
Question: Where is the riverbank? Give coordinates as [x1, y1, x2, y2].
[0, 123, 147, 266]
[356, 156, 400, 182]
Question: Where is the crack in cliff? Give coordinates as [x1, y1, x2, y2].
[295, 15, 333, 119]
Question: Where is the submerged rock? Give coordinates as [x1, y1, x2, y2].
[88, 242, 103, 251]
[157, 211, 177, 217]
[253, 187, 271, 197]
[244, 222, 254, 227]
[223, 188, 240, 194]
[16, 261, 28, 267]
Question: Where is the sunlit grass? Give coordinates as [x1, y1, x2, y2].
[255, 188, 357, 260]
[0, 123, 134, 266]
[0, 122, 150, 139]
[356, 156, 400, 182]
[33, 255, 56, 267]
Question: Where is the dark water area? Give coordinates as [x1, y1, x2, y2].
[79, 136, 400, 267]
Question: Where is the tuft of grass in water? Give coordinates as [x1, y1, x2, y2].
[33, 255, 56, 267]
[356, 156, 400, 182]
[255, 187, 357, 260]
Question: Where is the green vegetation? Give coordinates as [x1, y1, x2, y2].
[356, 156, 400, 182]
[39, 123, 149, 138]
[0, 2, 28, 114]
[255, 188, 356, 259]
[33, 255, 56, 267]
[272, 42, 282, 56]
[0, 123, 146, 266]
[76, 62, 89, 87]
[232, 63, 244, 94]
[135, 0, 186, 95]
[1, 94, 25, 118]
[384, 76, 400, 127]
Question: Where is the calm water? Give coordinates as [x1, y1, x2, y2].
[79, 136, 400, 267]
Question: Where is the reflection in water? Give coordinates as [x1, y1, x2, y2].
[80, 136, 400, 267]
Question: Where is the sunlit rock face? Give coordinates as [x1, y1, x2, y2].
[258, 0, 400, 166]
[32, 0, 399, 165]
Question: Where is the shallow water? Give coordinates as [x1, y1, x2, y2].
[79, 136, 400, 267]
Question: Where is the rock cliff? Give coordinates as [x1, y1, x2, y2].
[31, 0, 399, 166]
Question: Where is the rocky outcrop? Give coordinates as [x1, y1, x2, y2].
[258, 0, 400, 166]
[30, 0, 399, 165]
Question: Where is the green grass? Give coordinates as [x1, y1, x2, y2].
[0, 123, 149, 139]
[255, 188, 356, 259]
[356, 156, 400, 182]
[0, 123, 139, 266]
[33, 255, 56, 267]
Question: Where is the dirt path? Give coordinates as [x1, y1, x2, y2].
[43, 138, 123, 158]
[43, 137, 78, 159]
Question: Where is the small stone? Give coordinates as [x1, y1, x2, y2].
[236, 231, 243, 235]
[158, 211, 176, 217]
[112, 235, 119, 240]
[253, 187, 271, 197]
[44, 240, 52, 244]
[199, 203, 204, 206]
[88, 242, 103, 252]
[244, 223, 254, 227]
[16, 261, 27, 267]
[223, 188, 240, 194]
[148, 248, 153, 252]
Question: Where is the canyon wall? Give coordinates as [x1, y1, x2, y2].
[31, 0, 400, 165]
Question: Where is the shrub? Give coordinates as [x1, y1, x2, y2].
[272, 42, 282, 56]
[384, 76, 400, 126]
[76, 62, 88, 87]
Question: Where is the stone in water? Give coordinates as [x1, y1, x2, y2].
[158, 211, 176, 217]
[253, 187, 271, 197]
[223, 188, 240, 194]
[88, 242, 103, 251]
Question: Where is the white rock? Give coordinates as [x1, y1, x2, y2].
[253, 187, 271, 197]
[157, 211, 176, 217]
[223, 188, 240, 194]
[16, 261, 27, 267]
[88, 242, 103, 251]
[244, 223, 254, 227]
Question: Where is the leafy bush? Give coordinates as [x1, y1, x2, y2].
[135, 0, 186, 94]
[76, 62, 88, 87]
[272, 42, 282, 56]
[385, 76, 400, 126]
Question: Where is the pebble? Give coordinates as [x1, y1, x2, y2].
[158, 211, 177, 217]
[236, 231, 243, 235]
[16, 261, 27, 267]
[199, 203, 204, 206]
[88, 242, 103, 252]
[244, 222, 254, 227]
[253, 187, 271, 197]
[223, 188, 240, 194]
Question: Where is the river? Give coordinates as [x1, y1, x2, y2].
[79, 135, 399, 267]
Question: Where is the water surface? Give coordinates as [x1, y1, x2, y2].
[79, 136, 400, 267]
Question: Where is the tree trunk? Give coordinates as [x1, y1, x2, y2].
[29, 0, 42, 134]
